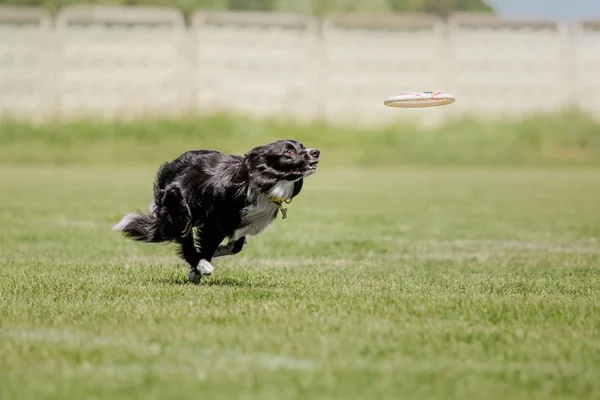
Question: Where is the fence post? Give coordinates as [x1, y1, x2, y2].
[573, 20, 600, 117]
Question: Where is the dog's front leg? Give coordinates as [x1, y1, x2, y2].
[212, 237, 247, 258]
[188, 228, 227, 284]
[175, 234, 204, 284]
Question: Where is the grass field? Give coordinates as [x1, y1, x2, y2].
[1, 161, 599, 399]
[2, 112, 600, 166]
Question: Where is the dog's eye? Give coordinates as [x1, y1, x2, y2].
[285, 149, 295, 156]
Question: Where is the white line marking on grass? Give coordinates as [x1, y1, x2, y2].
[234, 237, 600, 269]
[57, 219, 100, 229]
[416, 239, 600, 254]
[216, 350, 319, 371]
[0, 329, 135, 348]
[0, 328, 321, 373]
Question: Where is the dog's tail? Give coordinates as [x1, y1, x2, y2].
[112, 212, 165, 243]
[113, 186, 191, 243]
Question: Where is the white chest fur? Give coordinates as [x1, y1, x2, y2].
[231, 181, 295, 241]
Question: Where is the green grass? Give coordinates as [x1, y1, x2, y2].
[1, 164, 599, 399]
[1, 111, 600, 167]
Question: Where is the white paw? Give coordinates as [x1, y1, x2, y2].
[196, 259, 214, 276]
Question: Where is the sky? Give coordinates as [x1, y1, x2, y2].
[487, 0, 600, 24]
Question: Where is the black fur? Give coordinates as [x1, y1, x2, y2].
[113, 139, 320, 284]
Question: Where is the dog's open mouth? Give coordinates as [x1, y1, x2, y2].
[292, 161, 319, 176]
[305, 159, 320, 174]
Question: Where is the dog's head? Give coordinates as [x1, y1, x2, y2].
[244, 139, 320, 183]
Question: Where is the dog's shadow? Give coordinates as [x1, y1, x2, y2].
[157, 274, 271, 289]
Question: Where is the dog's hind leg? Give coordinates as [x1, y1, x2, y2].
[212, 237, 247, 258]
[155, 186, 192, 240]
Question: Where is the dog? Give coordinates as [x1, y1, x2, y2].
[113, 139, 320, 284]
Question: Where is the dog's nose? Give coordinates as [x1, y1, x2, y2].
[309, 149, 320, 158]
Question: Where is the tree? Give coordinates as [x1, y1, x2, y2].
[388, 0, 493, 17]
[227, 0, 274, 11]
[273, 0, 390, 15]
[0, 0, 494, 15]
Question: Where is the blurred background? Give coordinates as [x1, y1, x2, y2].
[0, 0, 599, 166]
[3, 3, 600, 398]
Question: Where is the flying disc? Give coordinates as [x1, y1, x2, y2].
[384, 91, 455, 108]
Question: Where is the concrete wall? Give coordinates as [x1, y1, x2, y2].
[54, 6, 188, 119]
[446, 13, 571, 119]
[0, 7, 53, 120]
[0, 5, 598, 126]
[191, 11, 320, 122]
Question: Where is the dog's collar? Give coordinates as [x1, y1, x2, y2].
[269, 197, 292, 205]
[247, 184, 293, 219]
[268, 197, 292, 219]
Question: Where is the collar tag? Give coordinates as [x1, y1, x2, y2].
[271, 197, 291, 220]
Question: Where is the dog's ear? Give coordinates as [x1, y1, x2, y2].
[292, 179, 303, 198]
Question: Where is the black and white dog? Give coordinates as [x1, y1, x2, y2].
[113, 139, 320, 284]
